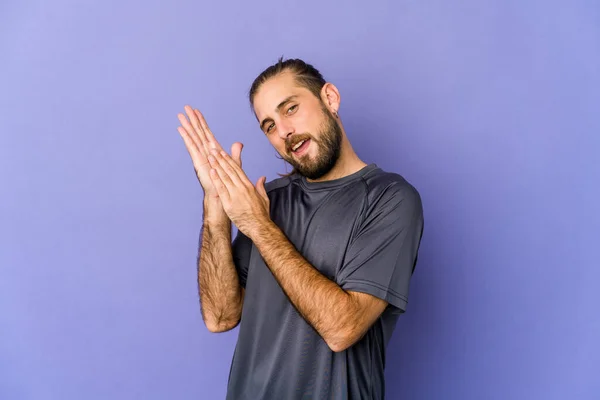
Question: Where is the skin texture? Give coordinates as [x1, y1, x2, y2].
[177, 71, 389, 351]
[177, 106, 244, 333]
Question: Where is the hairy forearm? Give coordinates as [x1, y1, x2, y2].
[198, 197, 243, 332]
[250, 221, 362, 351]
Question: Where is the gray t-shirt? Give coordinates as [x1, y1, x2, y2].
[226, 163, 424, 400]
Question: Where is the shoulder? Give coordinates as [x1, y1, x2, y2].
[361, 166, 422, 213]
[264, 174, 299, 194]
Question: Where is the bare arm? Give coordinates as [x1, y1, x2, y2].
[176, 105, 246, 333]
[198, 196, 244, 333]
[205, 148, 389, 351]
[251, 221, 387, 352]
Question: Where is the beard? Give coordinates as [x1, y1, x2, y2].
[281, 105, 343, 180]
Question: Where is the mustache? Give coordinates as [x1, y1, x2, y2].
[286, 133, 313, 152]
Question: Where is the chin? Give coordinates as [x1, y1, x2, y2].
[297, 157, 338, 180]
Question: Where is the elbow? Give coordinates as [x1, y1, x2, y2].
[202, 295, 244, 333]
[324, 310, 366, 352]
[205, 324, 228, 333]
[325, 330, 358, 353]
[327, 341, 350, 353]
[204, 312, 241, 333]
[205, 318, 240, 333]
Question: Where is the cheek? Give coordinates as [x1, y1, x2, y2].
[300, 111, 326, 136]
[295, 111, 312, 133]
[267, 136, 287, 154]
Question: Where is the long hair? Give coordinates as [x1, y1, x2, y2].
[248, 57, 328, 178]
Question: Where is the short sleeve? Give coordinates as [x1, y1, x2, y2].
[337, 183, 424, 312]
[232, 228, 253, 288]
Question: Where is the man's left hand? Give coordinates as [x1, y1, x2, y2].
[207, 149, 271, 238]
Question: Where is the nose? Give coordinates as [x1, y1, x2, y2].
[277, 118, 295, 140]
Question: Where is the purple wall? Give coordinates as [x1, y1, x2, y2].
[1, 1, 598, 399]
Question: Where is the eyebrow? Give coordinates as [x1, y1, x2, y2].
[259, 95, 299, 131]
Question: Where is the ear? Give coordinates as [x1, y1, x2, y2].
[320, 82, 341, 115]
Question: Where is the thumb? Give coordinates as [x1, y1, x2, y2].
[256, 176, 268, 201]
[231, 142, 243, 167]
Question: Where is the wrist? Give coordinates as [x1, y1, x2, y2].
[248, 218, 277, 244]
[203, 196, 229, 227]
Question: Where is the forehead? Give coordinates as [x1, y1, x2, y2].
[253, 71, 313, 120]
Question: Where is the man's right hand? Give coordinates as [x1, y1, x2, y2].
[177, 105, 243, 200]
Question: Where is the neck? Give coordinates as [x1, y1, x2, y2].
[306, 134, 367, 183]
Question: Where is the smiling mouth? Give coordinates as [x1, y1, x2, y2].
[290, 138, 311, 155]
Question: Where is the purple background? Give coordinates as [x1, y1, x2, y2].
[1, 1, 599, 399]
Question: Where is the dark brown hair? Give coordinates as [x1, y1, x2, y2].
[249, 56, 327, 108]
[248, 57, 327, 177]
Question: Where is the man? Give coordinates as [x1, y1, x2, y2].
[177, 58, 424, 399]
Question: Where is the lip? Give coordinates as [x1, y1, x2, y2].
[291, 139, 311, 156]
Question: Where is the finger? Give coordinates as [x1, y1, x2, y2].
[230, 142, 243, 167]
[177, 125, 198, 154]
[184, 106, 211, 146]
[178, 112, 206, 156]
[216, 149, 251, 186]
[209, 168, 231, 204]
[256, 176, 268, 202]
[211, 150, 245, 187]
[194, 109, 221, 150]
[217, 148, 245, 177]
[184, 105, 203, 134]
[208, 153, 238, 190]
[178, 126, 208, 169]
[181, 106, 222, 160]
